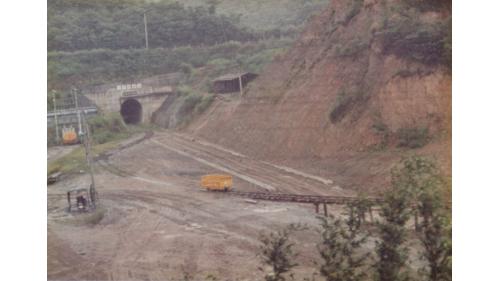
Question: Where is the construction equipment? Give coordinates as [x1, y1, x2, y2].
[201, 174, 233, 191]
[62, 126, 78, 145]
[65, 109, 99, 212]
[67, 187, 91, 212]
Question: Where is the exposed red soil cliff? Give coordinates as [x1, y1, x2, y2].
[185, 0, 451, 193]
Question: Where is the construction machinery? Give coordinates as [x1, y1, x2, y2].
[201, 174, 233, 191]
[65, 110, 99, 212]
[67, 186, 96, 212]
[62, 126, 78, 145]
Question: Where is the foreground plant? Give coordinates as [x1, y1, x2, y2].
[258, 224, 305, 281]
[317, 205, 370, 281]
[375, 159, 414, 281]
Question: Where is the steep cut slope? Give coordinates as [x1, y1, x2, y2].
[186, 0, 451, 193]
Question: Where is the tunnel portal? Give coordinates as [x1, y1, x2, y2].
[120, 98, 142, 124]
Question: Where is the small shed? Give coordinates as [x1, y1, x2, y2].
[212, 72, 258, 94]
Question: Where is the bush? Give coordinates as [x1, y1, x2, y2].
[389, 156, 451, 280]
[178, 93, 203, 117]
[370, 119, 390, 150]
[176, 92, 215, 125]
[317, 211, 370, 281]
[378, 14, 451, 67]
[179, 63, 193, 76]
[329, 89, 365, 123]
[396, 127, 429, 148]
[258, 224, 305, 281]
[195, 95, 215, 114]
[177, 85, 194, 96]
[88, 113, 128, 144]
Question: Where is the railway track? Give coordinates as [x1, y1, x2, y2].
[95, 131, 154, 162]
[228, 191, 383, 205]
[227, 190, 451, 212]
[154, 133, 350, 196]
[225, 190, 383, 216]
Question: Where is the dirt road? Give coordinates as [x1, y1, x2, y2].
[47, 131, 351, 280]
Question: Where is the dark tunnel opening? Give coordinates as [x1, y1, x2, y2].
[120, 99, 142, 124]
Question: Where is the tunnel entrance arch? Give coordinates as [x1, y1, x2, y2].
[120, 98, 142, 124]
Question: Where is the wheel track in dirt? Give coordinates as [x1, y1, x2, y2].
[103, 189, 264, 281]
[107, 194, 165, 281]
[164, 134, 336, 195]
[95, 131, 155, 179]
[157, 135, 289, 192]
[153, 132, 351, 196]
[104, 189, 266, 237]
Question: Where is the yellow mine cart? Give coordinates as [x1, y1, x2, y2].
[62, 126, 78, 145]
[201, 174, 233, 192]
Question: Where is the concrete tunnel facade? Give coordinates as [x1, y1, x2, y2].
[83, 85, 174, 124]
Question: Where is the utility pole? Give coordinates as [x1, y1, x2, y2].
[144, 11, 149, 50]
[52, 90, 59, 144]
[238, 74, 243, 98]
[82, 112, 97, 208]
[73, 88, 82, 136]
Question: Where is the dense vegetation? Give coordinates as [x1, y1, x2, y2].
[48, 0, 329, 52]
[379, 1, 452, 68]
[47, 0, 313, 91]
[48, 0, 255, 52]
[177, 0, 329, 32]
[259, 156, 451, 281]
[48, 39, 290, 90]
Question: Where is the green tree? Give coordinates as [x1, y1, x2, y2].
[48, 0, 255, 52]
[409, 157, 452, 281]
[258, 224, 304, 281]
[317, 208, 370, 281]
[347, 195, 374, 225]
[391, 155, 443, 231]
[418, 189, 452, 281]
[375, 161, 413, 281]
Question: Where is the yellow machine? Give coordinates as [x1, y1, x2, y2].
[62, 126, 78, 145]
[201, 174, 233, 191]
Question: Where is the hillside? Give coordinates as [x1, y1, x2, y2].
[185, 0, 452, 193]
[47, 0, 327, 90]
[48, 0, 255, 52]
[167, 0, 329, 31]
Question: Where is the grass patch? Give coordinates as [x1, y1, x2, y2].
[48, 138, 126, 176]
[88, 113, 128, 144]
[176, 92, 215, 125]
[178, 93, 204, 117]
[48, 113, 156, 176]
